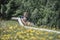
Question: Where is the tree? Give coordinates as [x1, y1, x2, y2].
[0, 0, 60, 28]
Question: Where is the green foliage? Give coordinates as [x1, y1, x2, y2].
[0, 0, 60, 28]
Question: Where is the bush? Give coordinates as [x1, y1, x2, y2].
[0, 0, 60, 28]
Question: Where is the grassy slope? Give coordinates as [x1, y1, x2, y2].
[0, 20, 60, 40]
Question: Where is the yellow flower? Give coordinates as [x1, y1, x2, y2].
[36, 31, 43, 35]
[2, 34, 11, 40]
[40, 37, 46, 40]
[9, 26, 13, 29]
[49, 36, 53, 40]
[24, 38, 28, 40]
[36, 32, 40, 35]
[14, 25, 18, 29]
[45, 32, 48, 35]
[1, 37, 5, 40]
[14, 36, 17, 39]
[31, 37, 37, 40]
[16, 32, 22, 35]
[7, 30, 11, 32]
[19, 35, 24, 38]
[57, 35, 60, 38]
[30, 33, 33, 36]
[50, 32, 53, 34]
[0, 28, 2, 30]
[26, 29, 33, 33]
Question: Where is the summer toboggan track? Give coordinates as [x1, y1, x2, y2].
[11, 17, 60, 34]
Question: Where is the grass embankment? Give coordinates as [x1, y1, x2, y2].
[0, 20, 60, 40]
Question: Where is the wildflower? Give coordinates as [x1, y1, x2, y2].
[49, 36, 53, 40]
[36, 32, 40, 35]
[24, 38, 28, 40]
[31, 37, 37, 40]
[57, 35, 60, 39]
[16, 32, 21, 35]
[45, 32, 48, 35]
[9, 26, 13, 29]
[40, 37, 46, 40]
[14, 25, 18, 29]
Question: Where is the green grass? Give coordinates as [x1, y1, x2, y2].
[0, 20, 60, 40]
